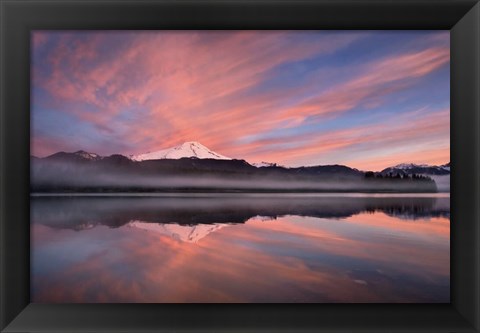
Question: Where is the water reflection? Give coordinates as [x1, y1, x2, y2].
[31, 194, 449, 303]
[32, 194, 450, 228]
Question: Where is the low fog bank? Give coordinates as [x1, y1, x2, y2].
[31, 195, 450, 230]
[429, 175, 450, 192]
[32, 160, 438, 193]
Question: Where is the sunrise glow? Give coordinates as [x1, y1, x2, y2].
[31, 31, 449, 171]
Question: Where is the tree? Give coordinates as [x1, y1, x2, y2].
[365, 171, 375, 178]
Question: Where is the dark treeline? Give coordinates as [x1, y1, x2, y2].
[365, 171, 432, 180]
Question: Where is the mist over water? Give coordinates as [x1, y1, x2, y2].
[31, 159, 439, 193]
[31, 193, 450, 303]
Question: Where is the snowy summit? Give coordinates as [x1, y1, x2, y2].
[128, 221, 228, 243]
[393, 163, 430, 170]
[131, 141, 232, 161]
[73, 150, 102, 160]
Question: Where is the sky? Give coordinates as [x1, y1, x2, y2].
[31, 31, 450, 171]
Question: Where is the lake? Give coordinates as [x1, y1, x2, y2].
[31, 193, 450, 303]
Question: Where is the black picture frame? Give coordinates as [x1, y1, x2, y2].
[1, 0, 479, 332]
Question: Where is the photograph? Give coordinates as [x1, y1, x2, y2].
[30, 30, 450, 303]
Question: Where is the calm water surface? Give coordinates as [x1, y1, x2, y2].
[31, 193, 450, 303]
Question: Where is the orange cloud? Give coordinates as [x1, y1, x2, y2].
[32, 31, 449, 170]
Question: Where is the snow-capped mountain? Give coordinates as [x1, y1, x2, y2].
[440, 162, 450, 172]
[46, 150, 103, 162]
[73, 150, 102, 160]
[131, 141, 232, 161]
[381, 162, 450, 176]
[393, 163, 430, 170]
[34, 144, 443, 193]
[128, 221, 229, 243]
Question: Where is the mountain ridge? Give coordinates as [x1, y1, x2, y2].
[381, 162, 450, 176]
[40, 141, 449, 174]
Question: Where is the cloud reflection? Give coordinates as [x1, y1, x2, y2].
[31, 195, 449, 303]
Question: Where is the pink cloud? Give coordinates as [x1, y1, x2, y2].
[32, 32, 48, 49]
[240, 108, 449, 170]
[33, 32, 363, 148]
[280, 47, 450, 120]
[32, 32, 449, 169]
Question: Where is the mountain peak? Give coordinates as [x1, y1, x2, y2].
[131, 141, 231, 161]
[46, 150, 102, 161]
[382, 162, 450, 176]
[178, 141, 214, 152]
[393, 163, 429, 169]
[72, 150, 102, 160]
[181, 141, 203, 147]
[128, 221, 229, 243]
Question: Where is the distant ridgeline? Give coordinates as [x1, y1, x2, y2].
[31, 149, 444, 193]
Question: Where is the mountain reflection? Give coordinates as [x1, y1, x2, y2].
[31, 194, 449, 230]
[31, 194, 450, 303]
